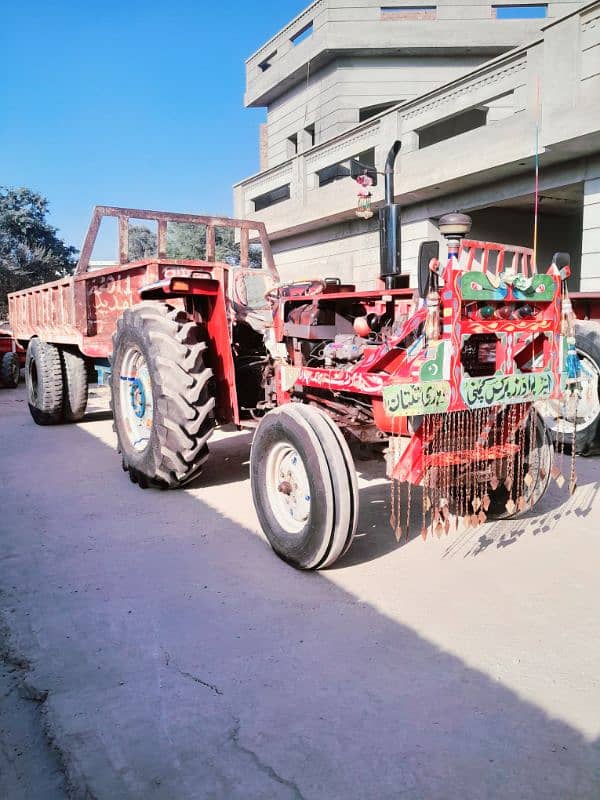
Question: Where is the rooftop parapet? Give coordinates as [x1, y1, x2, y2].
[245, 0, 584, 107]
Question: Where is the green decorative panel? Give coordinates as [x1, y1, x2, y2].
[461, 371, 554, 409]
[420, 342, 445, 382]
[460, 271, 508, 302]
[383, 381, 451, 416]
[512, 274, 555, 301]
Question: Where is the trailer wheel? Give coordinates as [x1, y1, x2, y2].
[60, 349, 88, 422]
[0, 351, 20, 388]
[25, 338, 64, 425]
[251, 404, 358, 569]
[111, 303, 215, 488]
[538, 323, 600, 454]
[486, 410, 553, 520]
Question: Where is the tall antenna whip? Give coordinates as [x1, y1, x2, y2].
[533, 76, 541, 268]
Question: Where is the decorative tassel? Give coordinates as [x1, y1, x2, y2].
[565, 336, 581, 382]
[561, 296, 575, 338]
[425, 291, 440, 342]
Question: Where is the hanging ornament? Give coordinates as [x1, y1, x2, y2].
[355, 172, 374, 219]
[424, 290, 440, 342]
[565, 336, 581, 384]
[560, 295, 575, 338]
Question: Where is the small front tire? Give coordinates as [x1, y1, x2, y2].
[251, 404, 358, 569]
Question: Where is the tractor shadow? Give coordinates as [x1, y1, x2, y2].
[187, 428, 254, 489]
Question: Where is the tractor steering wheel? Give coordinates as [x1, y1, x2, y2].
[264, 278, 326, 303]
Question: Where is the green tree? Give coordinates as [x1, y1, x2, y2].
[166, 222, 263, 267]
[128, 224, 157, 261]
[0, 187, 77, 318]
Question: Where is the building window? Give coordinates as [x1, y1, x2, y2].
[287, 134, 298, 158]
[359, 101, 402, 122]
[492, 4, 547, 18]
[258, 51, 277, 72]
[290, 21, 313, 46]
[381, 6, 436, 20]
[317, 148, 377, 188]
[304, 124, 316, 149]
[253, 184, 291, 212]
[418, 107, 488, 149]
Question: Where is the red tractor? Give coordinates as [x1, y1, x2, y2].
[9, 142, 577, 568]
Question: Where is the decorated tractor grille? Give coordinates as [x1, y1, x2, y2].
[377, 222, 580, 540]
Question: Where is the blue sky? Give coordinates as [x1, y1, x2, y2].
[1, 0, 305, 251]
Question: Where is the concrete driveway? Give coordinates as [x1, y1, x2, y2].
[1, 384, 599, 799]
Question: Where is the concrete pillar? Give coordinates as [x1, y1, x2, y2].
[580, 175, 600, 291]
[400, 130, 420, 154]
[259, 124, 268, 172]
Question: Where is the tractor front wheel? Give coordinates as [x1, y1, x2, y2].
[251, 404, 359, 569]
[111, 303, 216, 488]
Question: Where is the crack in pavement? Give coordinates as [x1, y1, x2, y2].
[229, 719, 305, 800]
[163, 648, 223, 696]
[175, 668, 223, 696]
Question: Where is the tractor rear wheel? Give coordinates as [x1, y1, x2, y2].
[251, 404, 359, 569]
[111, 303, 216, 488]
[0, 351, 20, 388]
[538, 322, 600, 454]
[25, 338, 64, 425]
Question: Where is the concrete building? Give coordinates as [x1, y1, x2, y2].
[234, 0, 600, 291]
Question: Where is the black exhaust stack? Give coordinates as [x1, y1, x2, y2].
[379, 140, 402, 290]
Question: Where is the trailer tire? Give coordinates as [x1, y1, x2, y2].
[25, 338, 64, 425]
[111, 303, 215, 489]
[0, 351, 20, 388]
[251, 404, 358, 569]
[60, 349, 88, 422]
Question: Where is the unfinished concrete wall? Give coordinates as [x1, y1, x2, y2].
[270, 217, 441, 289]
[265, 55, 485, 168]
[581, 175, 600, 291]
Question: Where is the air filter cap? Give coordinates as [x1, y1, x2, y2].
[439, 212, 472, 238]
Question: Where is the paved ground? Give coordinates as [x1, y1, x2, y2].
[1, 383, 599, 799]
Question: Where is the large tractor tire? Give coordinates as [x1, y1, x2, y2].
[0, 351, 20, 388]
[251, 404, 359, 569]
[25, 338, 64, 425]
[539, 322, 600, 454]
[111, 303, 216, 489]
[60, 349, 88, 422]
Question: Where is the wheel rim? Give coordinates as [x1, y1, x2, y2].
[538, 349, 600, 436]
[265, 442, 311, 534]
[119, 345, 153, 453]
